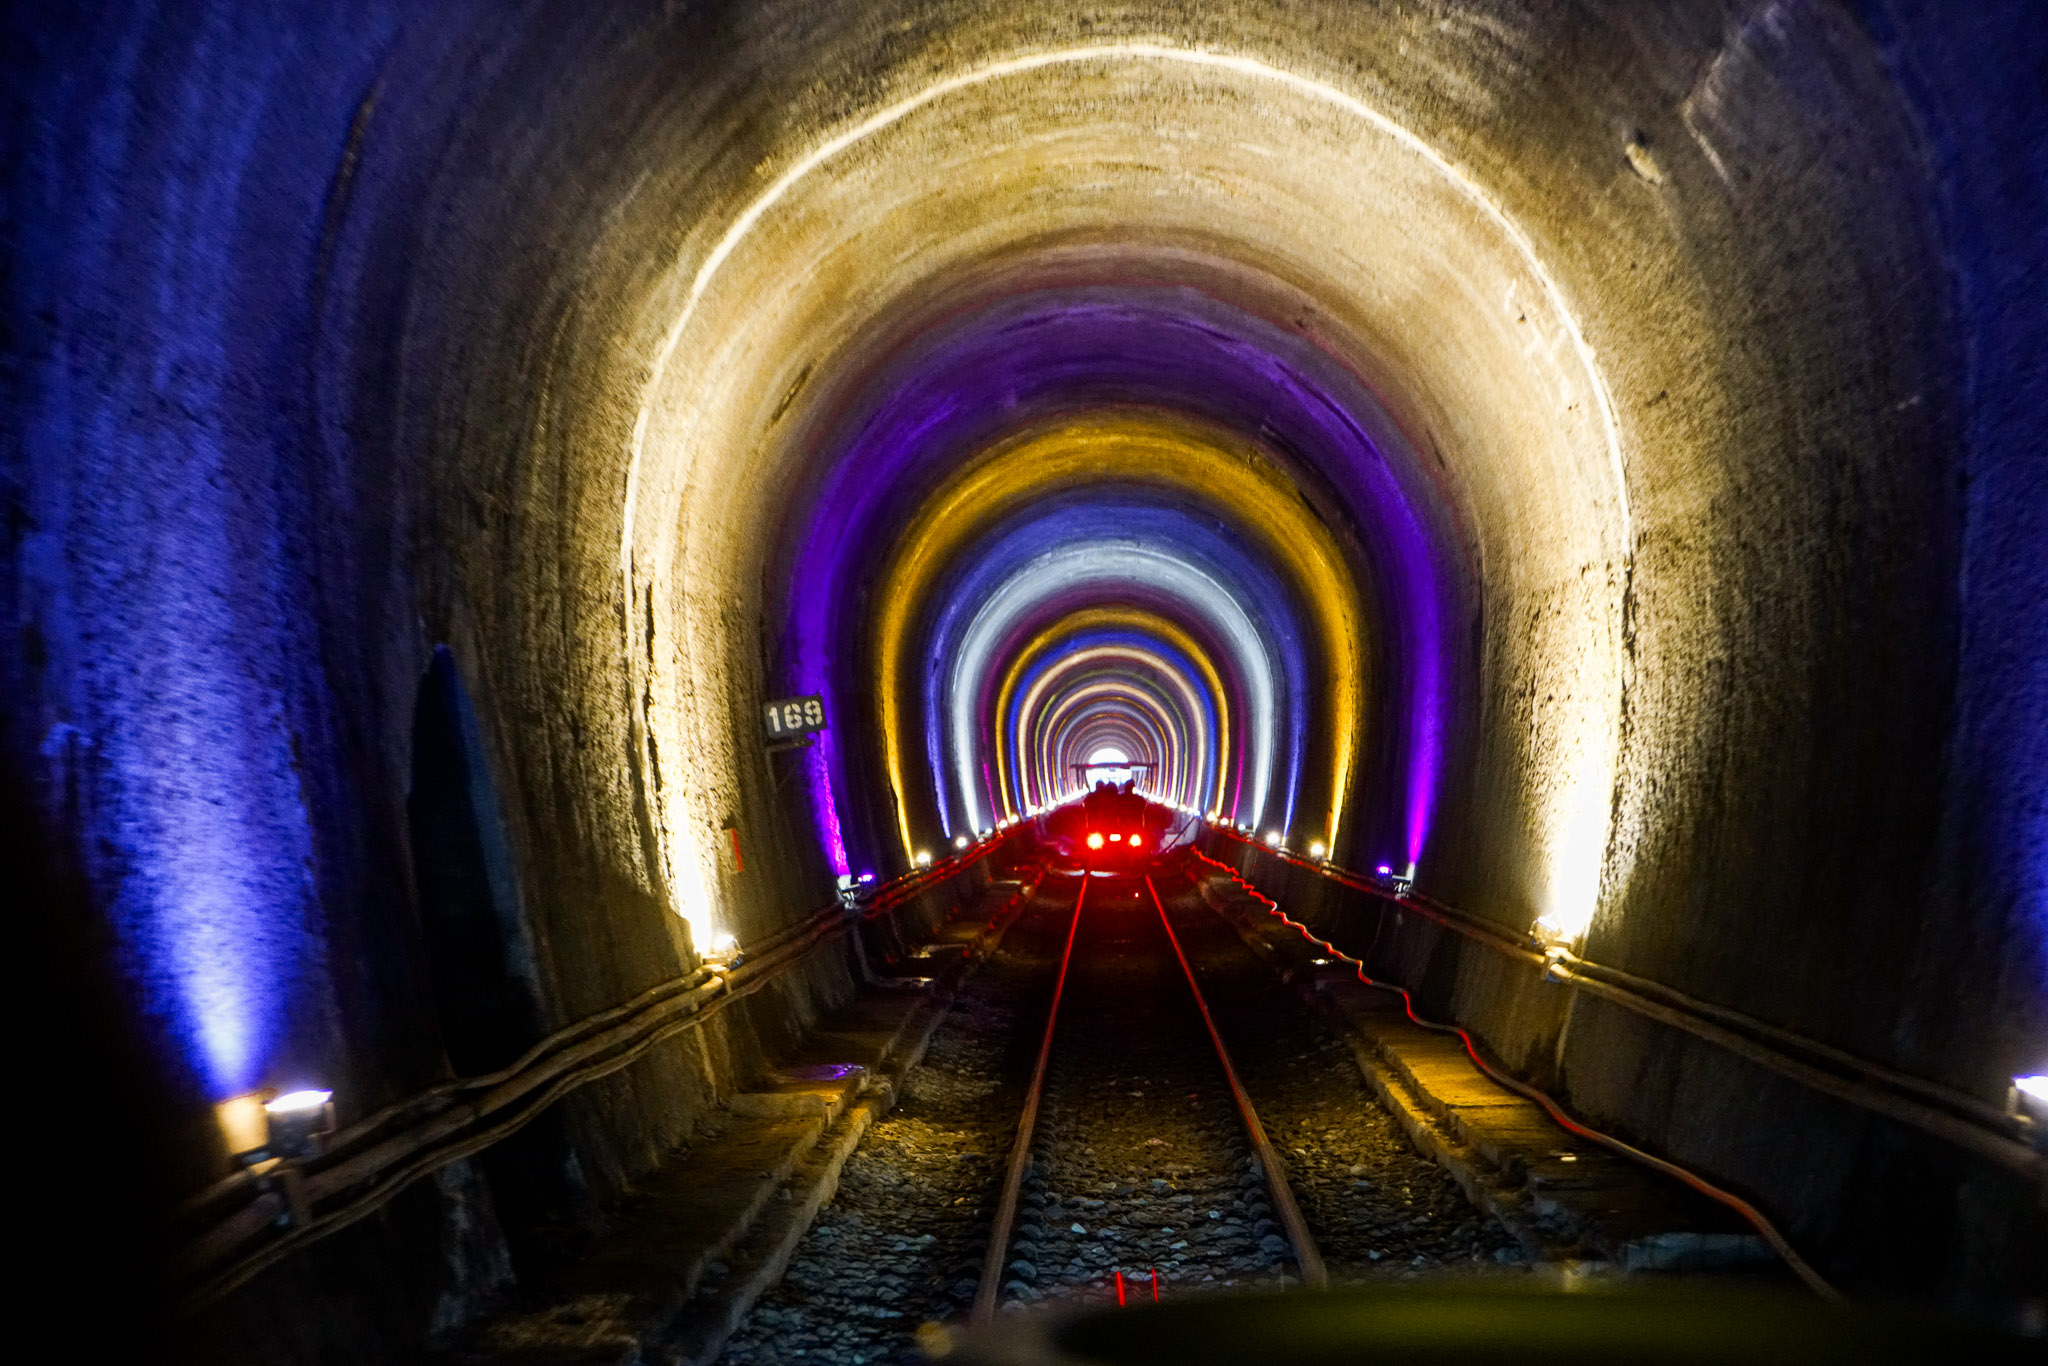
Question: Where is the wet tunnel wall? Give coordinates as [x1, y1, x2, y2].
[5, 0, 2047, 1350]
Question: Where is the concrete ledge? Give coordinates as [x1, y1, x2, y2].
[442, 878, 1038, 1364]
[1190, 869, 1773, 1278]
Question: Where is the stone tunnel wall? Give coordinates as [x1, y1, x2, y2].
[177, 851, 1004, 1363]
[4, 0, 2047, 1351]
[1199, 832, 2048, 1318]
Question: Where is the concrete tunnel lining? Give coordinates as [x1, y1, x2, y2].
[6, 0, 2045, 1350]
[623, 46, 1631, 955]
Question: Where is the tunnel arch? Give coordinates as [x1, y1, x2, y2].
[12, 0, 2041, 1338]
[621, 43, 1633, 953]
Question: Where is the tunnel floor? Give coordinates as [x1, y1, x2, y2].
[720, 867, 1526, 1365]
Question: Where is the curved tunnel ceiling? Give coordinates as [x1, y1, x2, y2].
[17, 0, 2048, 1319]
[31, 1, 2036, 1167]
[621, 44, 1626, 940]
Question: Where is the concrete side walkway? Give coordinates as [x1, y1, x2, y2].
[445, 879, 1038, 1366]
[1190, 868, 1775, 1278]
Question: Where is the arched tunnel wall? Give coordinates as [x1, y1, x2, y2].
[5, 0, 2047, 1351]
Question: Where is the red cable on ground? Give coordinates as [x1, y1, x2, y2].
[1186, 849, 1839, 1299]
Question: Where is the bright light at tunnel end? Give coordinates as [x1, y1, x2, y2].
[616, 39, 1633, 938]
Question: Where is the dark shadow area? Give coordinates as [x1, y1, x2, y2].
[5, 749, 192, 1361]
[408, 646, 541, 1077]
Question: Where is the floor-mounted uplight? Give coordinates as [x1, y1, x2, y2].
[2011, 1075, 2048, 1151]
[700, 931, 742, 969]
[953, 835, 969, 850]
[1308, 841, 1327, 860]
[215, 1093, 269, 1163]
[212, 1088, 334, 1228]
[1533, 907, 1589, 949]
[214, 1088, 336, 1166]
[265, 1089, 337, 1162]
[1263, 830, 1283, 847]
[915, 849, 933, 867]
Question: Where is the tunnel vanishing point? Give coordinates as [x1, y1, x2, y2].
[6, 1, 2048, 1358]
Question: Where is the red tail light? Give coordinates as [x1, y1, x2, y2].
[1086, 832, 1105, 850]
[1128, 833, 1144, 849]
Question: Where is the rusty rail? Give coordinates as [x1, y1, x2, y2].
[1146, 874, 1328, 1289]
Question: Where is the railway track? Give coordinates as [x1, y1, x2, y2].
[971, 869, 1327, 1320]
[722, 857, 1521, 1364]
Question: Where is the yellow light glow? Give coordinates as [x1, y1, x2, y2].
[995, 608, 1232, 814]
[874, 412, 1366, 862]
[214, 1094, 269, 1156]
[1537, 760, 1614, 943]
[614, 40, 1635, 956]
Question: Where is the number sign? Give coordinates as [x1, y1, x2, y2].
[763, 694, 827, 740]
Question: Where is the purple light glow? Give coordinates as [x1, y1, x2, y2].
[776, 284, 1460, 873]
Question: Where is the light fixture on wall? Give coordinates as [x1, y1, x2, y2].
[264, 1089, 336, 1162]
[214, 1087, 337, 1166]
[2010, 1075, 2048, 1151]
[214, 1093, 272, 1164]
[1533, 906, 1587, 950]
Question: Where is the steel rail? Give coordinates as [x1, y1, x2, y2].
[1209, 827, 2040, 1172]
[1188, 849, 1839, 1298]
[973, 871, 1091, 1324]
[1145, 875, 1329, 1289]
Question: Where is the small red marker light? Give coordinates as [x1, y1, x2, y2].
[1109, 832, 1123, 843]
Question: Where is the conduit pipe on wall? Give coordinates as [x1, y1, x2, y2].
[1188, 848, 1836, 1297]
[1204, 830, 2048, 1188]
[170, 839, 1019, 1313]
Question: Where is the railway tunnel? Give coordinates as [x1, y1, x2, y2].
[7, 1, 2048, 1360]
